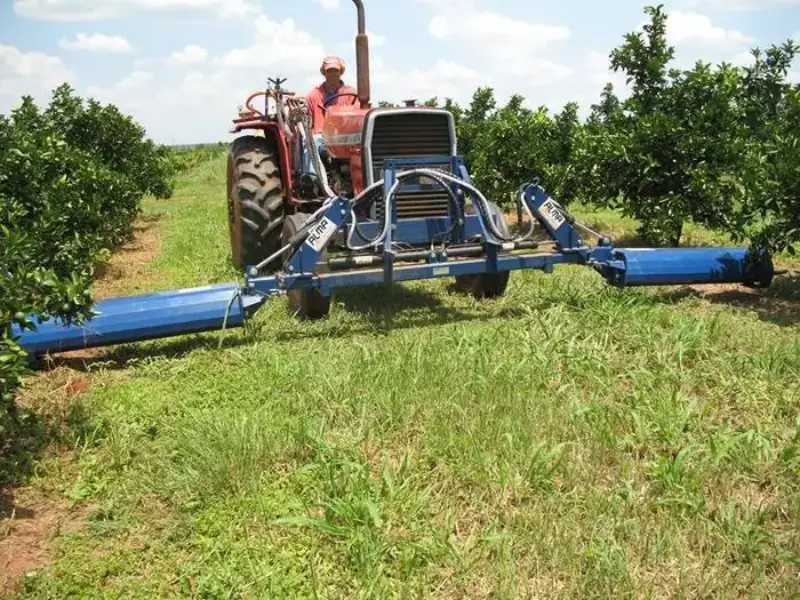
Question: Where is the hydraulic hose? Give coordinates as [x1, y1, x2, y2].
[353, 168, 539, 247]
[412, 169, 538, 245]
[298, 117, 337, 200]
[251, 165, 547, 274]
[345, 168, 462, 252]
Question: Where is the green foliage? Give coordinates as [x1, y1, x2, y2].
[1, 84, 174, 470]
[440, 88, 580, 209]
[572, 6, 738, 245]
[738, 43, 800, 255]
[168, 143, 227, 174]
[572, 5, 800, 251]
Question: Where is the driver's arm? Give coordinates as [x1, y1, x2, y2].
[305, 88, 320, 131]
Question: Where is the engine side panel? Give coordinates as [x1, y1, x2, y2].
[321, 106, 369, 159]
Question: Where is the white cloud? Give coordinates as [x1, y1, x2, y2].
[13, 0, 260, 21]
[316, 0, 340, 10]
[425, 1, 573, 82]
[680, 0, 800, 11]
[554, 50, 633, 120]
[372, 57, 482, 104]
[416, 2, 573, 109]
[585, 50, 629, 89]
[178, 70, 228, 96]
[0, 43, 74, 110]
[116, 71, 153, 89]
[429, 11, 571, 54]
[164, 44, 208, 67]
[666, 11, 754, 46]
[216, 15, 326, 69]
[59, 33, 134, 53]
[368, 31, 386, 48]
[87, 70, 153, 104]
[133, 57, 155, 70]
[729, 50, 757, 66]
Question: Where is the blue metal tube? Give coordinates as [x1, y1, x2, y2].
[10, 167, 776, 360]
[607, 247, 761, 287]
[12, 282, 264, 355]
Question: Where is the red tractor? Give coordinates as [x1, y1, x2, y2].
[13, 0, 777, 355]
[224, 0, 498, 318]
[226, 0, 372, 274]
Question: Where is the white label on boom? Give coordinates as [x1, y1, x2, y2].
[306, 217, 338, 252]
[539, 198, 566, 231]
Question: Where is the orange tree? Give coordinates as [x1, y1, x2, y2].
[440, 89, 581, 209]
[571, 4, 799, 252]
[571, 5, 752, 246]
[1, 85, 174, 478]
[738, 44, 800, 256]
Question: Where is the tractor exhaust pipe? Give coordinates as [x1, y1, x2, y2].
[352, 0, 370, 108]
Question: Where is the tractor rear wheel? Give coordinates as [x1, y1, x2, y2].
[227, 134, 285, 274]
[455, 201, 511, 299]
[281, 213, 332, 320]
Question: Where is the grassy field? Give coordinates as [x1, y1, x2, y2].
[3, 155, 799, 598]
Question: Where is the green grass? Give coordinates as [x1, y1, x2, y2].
[7, 156, 800, 599]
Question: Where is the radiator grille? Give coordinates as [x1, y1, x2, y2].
[368, 111, 454, 219]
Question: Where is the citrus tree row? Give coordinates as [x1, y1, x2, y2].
[1, 84, 174, 464]
[428, 5, 799, 254]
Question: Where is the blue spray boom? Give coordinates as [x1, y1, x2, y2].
[11, 157, 774, 359]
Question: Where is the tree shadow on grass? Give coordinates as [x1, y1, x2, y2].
[276, 282, 532, 341]
[0, 412, 47, 494]
[651, 273, 800, 327]
[0, 387, 95, 500]
[37, 332, 257, 374]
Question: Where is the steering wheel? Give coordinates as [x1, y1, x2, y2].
[323, 92, 359, 108]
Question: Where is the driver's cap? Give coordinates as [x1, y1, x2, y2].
[321, 56, 345, 75]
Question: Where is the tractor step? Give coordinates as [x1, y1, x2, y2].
[12, 283, 265, 356]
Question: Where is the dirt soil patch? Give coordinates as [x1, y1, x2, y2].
[0, 487, 84, 597]
[92, 213, 162, 300]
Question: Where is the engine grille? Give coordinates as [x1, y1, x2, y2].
[367, 111, 454, 219]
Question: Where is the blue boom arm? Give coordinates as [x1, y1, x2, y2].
[10, 155, 775, 358]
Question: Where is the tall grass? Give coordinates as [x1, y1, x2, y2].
[9, 155, 800, 599]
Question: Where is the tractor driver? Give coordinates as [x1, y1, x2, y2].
[305, 55, 359, 133]
[303, 55, 358, 176]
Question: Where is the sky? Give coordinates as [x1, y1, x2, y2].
[1, 0, 798, 145]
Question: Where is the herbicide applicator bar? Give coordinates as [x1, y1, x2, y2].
[11, 157, 775, 359]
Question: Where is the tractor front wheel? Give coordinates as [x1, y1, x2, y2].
[455, 201, 511, 299]
[227, 134, 285, 274]
[281, 213, 332, 320]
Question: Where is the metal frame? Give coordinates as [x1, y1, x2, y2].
[361, 108, 459, 187]
[243, 153, 772, 299]
[11, 153, 775, 358]
[247, 168, 587, 300]
[362, 108, 458, 221]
